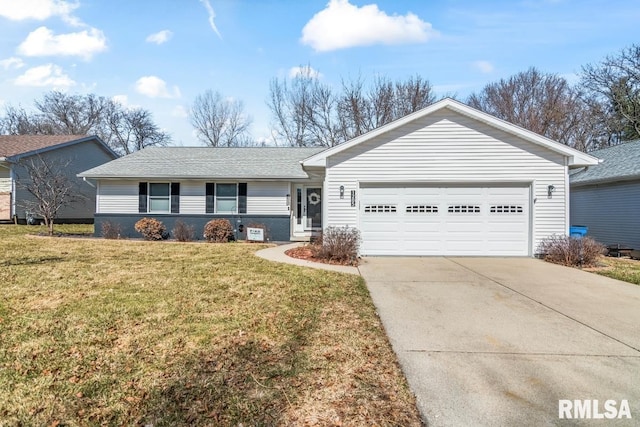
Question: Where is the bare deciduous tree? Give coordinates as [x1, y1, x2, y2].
[1, 91, 172, 155]
[105, 103, 171, 154]
[467, 67, 598, 151]
[268, 68, 437, 147]
[16, 156, 88, 236]
[190, 90, 253, 147]
[581, 44, 640, 143]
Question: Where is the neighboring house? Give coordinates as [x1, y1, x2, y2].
[79, 98, 598, 256]
[570, 140, 640, 249]
[0, 135, 118, 223]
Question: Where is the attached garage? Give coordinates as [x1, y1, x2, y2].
[359, 184, 530, 256]
[301, 98, 599, 257]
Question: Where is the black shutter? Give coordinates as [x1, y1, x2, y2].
[170, 183, 180, 213]
[138, 182, 148, 213]
[205, 183, 215, 214]
[238, 183, 247, 214]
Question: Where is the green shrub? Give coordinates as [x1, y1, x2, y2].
[172, 220, 195, 242]
[204, 219, 234, 243]
[134, 217, 167, 241]
[537, 235, 605, 267]
[310, 226, 360, 265]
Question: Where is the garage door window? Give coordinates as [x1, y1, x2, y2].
[364, 205, 397, 213]
[406, 205, 438, 213]
[448, 205, 480, 213]
[490, 205, 523, 213]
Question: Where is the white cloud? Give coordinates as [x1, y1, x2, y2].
[301, 0, 436, 52]
[0, 57, 26, 70]
[146, 30, 173, 45]
[135, 76, 181, 99]
[289, 65, 322, 79]
[17, 26, 107, 60]
[0, 0, 81, 25]
[15, 64, 75, 88]
[171, 105, 189, 118]
[199, 0, 222, 39]
[472, 60, 494, 74]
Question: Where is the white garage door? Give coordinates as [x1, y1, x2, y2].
[359, 184, 530, 256]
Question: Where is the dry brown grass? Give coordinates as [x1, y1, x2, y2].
[0, 224, 421, 426]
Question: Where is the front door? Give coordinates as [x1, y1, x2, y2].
[293, 185, 322, 233]
[305, 187, 322, 229]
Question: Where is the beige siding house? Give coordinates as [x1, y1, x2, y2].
[81, 99, 598, 254]
[0, 135, 117, 223]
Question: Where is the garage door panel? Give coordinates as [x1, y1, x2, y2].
[360, 184, 530, 256]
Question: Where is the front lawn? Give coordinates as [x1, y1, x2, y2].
[0, 225, 421, 426]
[589, 256, 640, 285]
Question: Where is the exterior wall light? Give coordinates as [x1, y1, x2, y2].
[339, 185, 345, 199]
[547, 185, 556, 198]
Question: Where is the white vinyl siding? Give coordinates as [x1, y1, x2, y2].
[247, 182, 290, 215]
[97, 180, 139, 213]
[180, 181, 206, 214]
[570, 181, 640, 249]
[96, 180, 289, 215]
[325, 110, 567, 252]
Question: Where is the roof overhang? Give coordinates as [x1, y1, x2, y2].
[302, 98, 600, 168]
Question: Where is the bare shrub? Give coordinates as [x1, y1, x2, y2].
[538, 235, 605, 267]
[172, 220, 195, 242]
[204, 219, 234, 243]
[101, 221, 122, 239]
[310, 226, 360, 265]
[134, 217, 167, 241]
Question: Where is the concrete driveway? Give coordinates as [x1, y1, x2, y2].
[359, 257, 640, 426]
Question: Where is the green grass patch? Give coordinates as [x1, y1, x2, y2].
[591, 257, 640, 285]
[0, 224, 420, 426]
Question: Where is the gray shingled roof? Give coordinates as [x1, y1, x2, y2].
[570, 140, 640, 186]
[78, 146, 326, 179]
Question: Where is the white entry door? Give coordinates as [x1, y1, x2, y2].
[359, 184, 531, 256]
[293, 185, 323, 234]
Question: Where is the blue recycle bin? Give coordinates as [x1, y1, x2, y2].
[569, 225, 588, 239]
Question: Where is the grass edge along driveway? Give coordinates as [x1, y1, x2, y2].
[0, 225, 421, 426]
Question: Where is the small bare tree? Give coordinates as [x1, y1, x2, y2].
[16, 156, 88, 236]
[190, 90, 253, 147]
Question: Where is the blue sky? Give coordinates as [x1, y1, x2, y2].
[0, 0, 638, 146]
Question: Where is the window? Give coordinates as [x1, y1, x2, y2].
[216, 183, 237, 213]
[490, 205, 523, 213]
[364, 205, 397, 213]
[205, 183, 247, 214]
[149, 183, 170, 212]
[406, 205, 438, 213]
[448, 205, 480, 213]
[139, 182, 179, 213]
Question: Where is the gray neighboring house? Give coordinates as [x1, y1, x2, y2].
[80, 98, 599, 254]
[0, 135, 118, 223]
[570, 140, 640, 249]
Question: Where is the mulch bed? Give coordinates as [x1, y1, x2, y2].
[285, 245, 359, 267]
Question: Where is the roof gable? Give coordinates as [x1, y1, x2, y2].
[302, 98, 599, 168]
[0, 135, 117, 160]
[570, 139, 640, 186]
